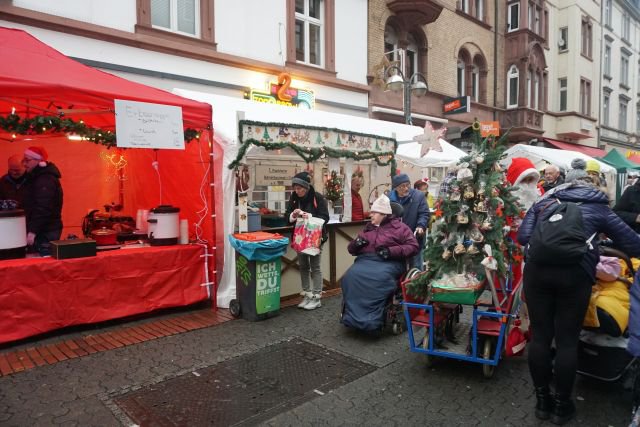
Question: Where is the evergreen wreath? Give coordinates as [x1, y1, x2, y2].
[0, 113, 202, 148]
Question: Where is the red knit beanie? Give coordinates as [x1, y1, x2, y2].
[506, 157, 539, 185]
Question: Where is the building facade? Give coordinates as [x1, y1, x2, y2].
[0, 0, 370, 117]
[599, 0, 640, 150]
[367, 0, 505, 149]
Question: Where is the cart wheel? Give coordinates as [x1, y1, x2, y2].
[229, 299, 241, 318]
[482, 338, 496, 378]
[422, 334, 434, 368]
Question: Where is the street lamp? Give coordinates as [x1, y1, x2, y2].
[384, 65, 429, 125]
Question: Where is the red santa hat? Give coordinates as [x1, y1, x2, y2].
[506, 157, 539, 185]
[24, 146, 48, 167]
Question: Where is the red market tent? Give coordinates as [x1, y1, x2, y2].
[0, 27, 221, 342]
[0, 27, 211, 131]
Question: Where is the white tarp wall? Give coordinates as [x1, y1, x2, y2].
[502, 144, 617, 201]
[174, 89, 424, 307]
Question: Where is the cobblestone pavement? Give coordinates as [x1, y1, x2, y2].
[0, 295, 633, 426]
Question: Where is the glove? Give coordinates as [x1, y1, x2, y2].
[376, 246, 390, 260]
[353, 236, 369, 249]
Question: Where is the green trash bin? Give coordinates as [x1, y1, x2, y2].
[228, 233, 289, 321]
[232, 254, 282, 321]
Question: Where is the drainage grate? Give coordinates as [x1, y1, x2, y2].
[113, 338, 376, 426]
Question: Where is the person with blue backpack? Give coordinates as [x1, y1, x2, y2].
[517, 167, 640, 425]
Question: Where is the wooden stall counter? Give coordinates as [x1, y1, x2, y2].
[260, 220, 369, 298]
[0, 245, 208, 345]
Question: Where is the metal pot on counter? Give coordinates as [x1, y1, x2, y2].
[0, 209, 27, 260]
[147, 205, 180, 246]
[90, 227, 118, 246]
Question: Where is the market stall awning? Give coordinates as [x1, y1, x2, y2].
[0, 27, 212, 132]
[543, 138, 606, 158]
[597, 148, 640, 172]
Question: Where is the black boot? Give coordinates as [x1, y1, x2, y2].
[551, 394, 576, 425]
[534, 387, 552, 420]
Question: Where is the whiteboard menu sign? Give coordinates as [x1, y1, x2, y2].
[115, 99, 185, 150]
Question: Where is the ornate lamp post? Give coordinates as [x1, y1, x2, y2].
[384, 65, 429, 126]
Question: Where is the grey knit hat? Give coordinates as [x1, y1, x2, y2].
[291, 172, 311, 189]
[571, 158, 587, 170]
[566, 168, 588, 183]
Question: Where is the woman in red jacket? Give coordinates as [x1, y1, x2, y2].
[341, 195, 419, 331]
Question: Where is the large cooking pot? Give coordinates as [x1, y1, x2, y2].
[147, 205, 180, 246]
[90, 227, 118, 246]
[0, 209, 27, 260]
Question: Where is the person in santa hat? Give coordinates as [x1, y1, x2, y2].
[22, 146, 63, 256]
[506, 157, 544, 211]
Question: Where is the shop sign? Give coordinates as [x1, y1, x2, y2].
[256, 259, 281, 314]
[480, 121, 500, 137]
[255, 165, 297, 186]
[247, 73, 315, 109]
[114, 99, 185, 150]
[443, 96, 470, 115]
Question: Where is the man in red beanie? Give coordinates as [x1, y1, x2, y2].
[22, 146, 63, 256]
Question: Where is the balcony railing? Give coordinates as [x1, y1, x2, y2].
[500, 107, 544, 130]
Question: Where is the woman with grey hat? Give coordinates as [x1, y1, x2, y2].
[389, 172, 430, 269]
[285, 172, 330, 310]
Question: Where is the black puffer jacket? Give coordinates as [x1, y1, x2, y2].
[23, 162, 63, 235]
[613, 180, 640, 233]
[517, 182, 640, 283]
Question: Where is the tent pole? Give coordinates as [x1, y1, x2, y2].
[208, 129, 218, 310]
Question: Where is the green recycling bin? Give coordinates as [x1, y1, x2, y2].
[228, 233, 289, 321]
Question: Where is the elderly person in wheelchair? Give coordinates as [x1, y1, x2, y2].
[341, 195, 419, 331]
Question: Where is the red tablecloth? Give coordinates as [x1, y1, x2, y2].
[0, 245, 208, 344]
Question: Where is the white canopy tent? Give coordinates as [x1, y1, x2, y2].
[395, 139, 467, 168]
[174, 88, 426, 307]
[502, 144, 617, 200]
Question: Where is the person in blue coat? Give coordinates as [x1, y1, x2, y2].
[389, 173, 430, 269]
[517, 170, 640, 425]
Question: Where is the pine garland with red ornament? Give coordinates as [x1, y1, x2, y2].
[406, 121, 524, 300]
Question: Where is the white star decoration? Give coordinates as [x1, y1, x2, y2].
[414, 122, 447, 157]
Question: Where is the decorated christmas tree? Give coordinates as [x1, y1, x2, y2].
[406, 121, 523, 300]
[324, 170, 344, 202]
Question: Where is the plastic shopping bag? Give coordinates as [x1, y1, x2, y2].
[291, 216, 325, 256]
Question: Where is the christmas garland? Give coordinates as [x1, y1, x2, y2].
[230, 120, 397, 173]
[0, 113, 201, 148]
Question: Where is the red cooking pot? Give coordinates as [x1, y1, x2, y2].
[90, 227, 118, 245]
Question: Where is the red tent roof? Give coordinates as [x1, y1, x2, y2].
[543, 138, 606, 158]
[0, 27, 211, 130]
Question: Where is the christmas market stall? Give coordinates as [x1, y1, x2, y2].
[173, 90, 427, 307]
[0, 27, 215, 344]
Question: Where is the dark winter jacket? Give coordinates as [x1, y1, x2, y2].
[348, 216, 419, 260]
[389, 188, 430, 232]
[285, 185, 330, 241]
[23, 162, 63, 235]
[613, 180, 640, 233]
[517, 182, 640, 283]
[0, 173, 27, 207]
[541, 175, 565, 193]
